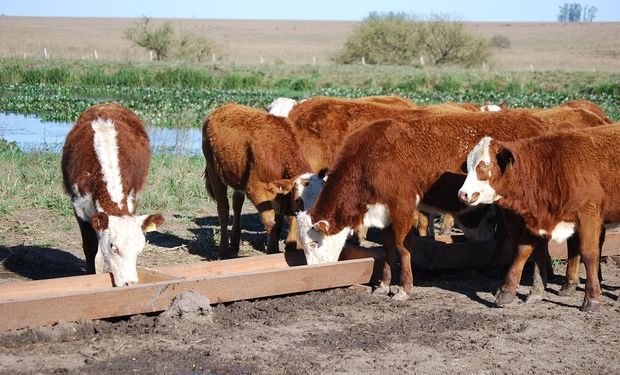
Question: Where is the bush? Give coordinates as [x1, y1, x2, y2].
[124, 17, 174, 61]
[489, 35, 511, 49]
[334, 12, 420, 65]
[335, 13, 491, 68]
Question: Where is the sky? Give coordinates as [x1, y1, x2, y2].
[2, 0, 619, 22]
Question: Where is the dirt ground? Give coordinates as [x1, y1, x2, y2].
[0, 207, 619, 375]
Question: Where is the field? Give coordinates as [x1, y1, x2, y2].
[0, 16, 620, 375]
[1, 17, 620, 71]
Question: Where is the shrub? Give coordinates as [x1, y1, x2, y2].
[335, 13, 491, 68]
[489, 35, 511, 49]
[124, 16, 174, 61]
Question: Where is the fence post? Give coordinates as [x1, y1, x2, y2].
[420, 56, 424, 66]
[313, 56, 317, 66]
[212, 54, 216, 65]
[43, 48, 49, 59]
[529, 64, 534, 72]
[94, 50, 98, 60]
[361, 57, 365, 65]
[149, 50, 154, 61]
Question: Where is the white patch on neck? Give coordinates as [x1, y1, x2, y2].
[92, 118, 124, 209]
[71, 184, 95, 221]
[481, 104, 501, 112]
[127, 189, 136, 213]
[363, 203, 391, 228]
[549, 221, 576, 243]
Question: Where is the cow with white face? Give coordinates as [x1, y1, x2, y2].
[62, 103, 164, 287]
[459, 128, 620, 311]
[266, 97, 298, 117]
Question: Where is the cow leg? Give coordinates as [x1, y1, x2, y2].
[246, 189, 281, 254]
[577, 210, 603, 311]
[267, 213, 284, 254]
[204, 162, 231, 259]
[417, 212, 430, 237]
[374, 228, 395, 295]
[440, 213, 455, 235]
[285, 215, 300, 252]
[526, 241, 549, 303]
[390, 212, 415, 301]
[76, 216, 98, 274]
[560, 232, 580, 296]
[230, 191, 244, 256]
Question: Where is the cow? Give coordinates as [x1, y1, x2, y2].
[266, 97, 298, 117]
[296, 111, 556, 300]
[559, 99, 613, 124]
[202, 103, 312, 258]
[61, 103, 164, 287]
[458, 125, 620, 311]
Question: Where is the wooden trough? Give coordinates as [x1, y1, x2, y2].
[0, 246, 383, 332]
[1, 228, 619, 332]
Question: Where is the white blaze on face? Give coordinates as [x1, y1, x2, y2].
[294, 173, 325, 211]
[97, 215, 147, 286]
[92, 118, 124, 209]
[459, 136, 500, 205]
[296, 211, 349, 265]
[267, 97, 297, 117]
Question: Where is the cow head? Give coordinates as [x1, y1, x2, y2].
[296, 211, 350, 265]
[458, 136, 512, 206]
[91, 212, 164, 286]
[268, 169, 327, 214]
[265, 97, 297, 117]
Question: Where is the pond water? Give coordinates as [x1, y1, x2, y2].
[0, 113, 202, 155]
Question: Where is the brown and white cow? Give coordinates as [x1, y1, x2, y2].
[62, 103, 164, 287]
[297, 111, 554, 300]
[459, 125, 620, 311]
[202, 103, 312, 258]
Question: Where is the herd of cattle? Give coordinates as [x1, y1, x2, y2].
[61, 95, 617, 311]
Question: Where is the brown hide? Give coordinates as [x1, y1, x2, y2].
[488, 125, 620, 236]
[559, 99, 613, 124]
[352, 95, 416, 108]
[62, 103, 150, 217]
[287, 96, 470, 172]
[506, 107, 608, 131]
[307, 111, 550, 234]
[203, 103, 311, 195]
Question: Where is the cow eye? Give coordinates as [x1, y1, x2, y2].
[111, 244, 120, 255]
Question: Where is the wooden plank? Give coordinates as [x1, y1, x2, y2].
[0, 251, 383, 331]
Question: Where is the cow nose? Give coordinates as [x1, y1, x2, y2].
[458, 191, 469, 203]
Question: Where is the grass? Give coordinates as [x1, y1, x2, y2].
[0, 150, 211, 217]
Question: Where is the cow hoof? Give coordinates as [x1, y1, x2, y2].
[525, 292, 543, 304]
[494, 290, 517, 307]
[558, 283, 577, 297]
[580, 299, 600, 312]
[372, 285, 390, 295]
[391, 290, 411, 301]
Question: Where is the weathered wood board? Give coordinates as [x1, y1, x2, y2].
[0, 247, 383, 332]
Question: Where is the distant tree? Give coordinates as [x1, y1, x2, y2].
[558, 3, 596, 22]
[586, 6, 598, 22]
[416, 16, 490, 67]
[124, 16, 173, 60]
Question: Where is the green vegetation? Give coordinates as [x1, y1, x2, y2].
[0, 151, 209, 216]
[0, 58, 619, 127]
[489, 35, 511, 49]
[335, 13, 490, 67]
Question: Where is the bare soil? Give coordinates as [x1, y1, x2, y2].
[0, 206, 619, 374]
[1, 17, 619, 71]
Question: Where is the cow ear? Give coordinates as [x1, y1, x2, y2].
[269, 179, 294, 195]
[137, 214, 165, 232]
[317, 168, 329, 180]
[497, 148, 515, 174]
[313, 220, 330, 234]
[91, 212, 109, 231]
